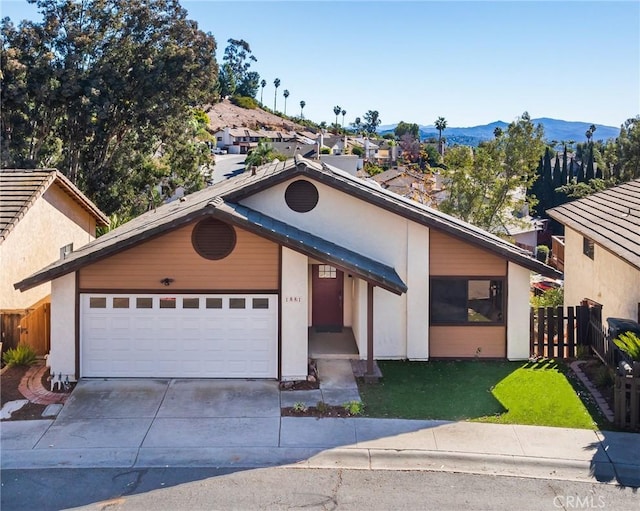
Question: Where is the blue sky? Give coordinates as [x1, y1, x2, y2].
[2, 1, 639, 128]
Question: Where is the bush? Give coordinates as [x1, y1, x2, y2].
[535, 245, 550, 263]
[2, 344, 37, 367]
[530, 287, 564, 308]
[351, 146, 364, 157]
[320, 147, 331, 154]
[230, 95, 258, 109]
[343, 400, 364, 415]
[613, 331, 640, 361]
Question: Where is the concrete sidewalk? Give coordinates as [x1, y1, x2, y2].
[2, 416, 639, 487]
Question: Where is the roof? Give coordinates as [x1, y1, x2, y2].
[270, 142, 317, 159]
[0, 169, 109, 244]
[548, 179, 640, 270]
[15, 156, 560, 291]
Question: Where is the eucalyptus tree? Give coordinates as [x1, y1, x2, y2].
[299, 100, 306, 118]
[362, 110, 381, 135]
[283, 90, 289, 115]
[0, 0, 218, 216]
[273, 78, 281, 111]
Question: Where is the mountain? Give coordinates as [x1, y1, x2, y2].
[379, 118, 620, 147]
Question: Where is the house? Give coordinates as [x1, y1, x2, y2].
[548, 178, 640, 322]
[214, 127, 264, 154]
[15, 157, 559, 381]
[1, 169, 108, 352]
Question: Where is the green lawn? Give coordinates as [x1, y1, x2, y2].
[357, 359, 601, 429]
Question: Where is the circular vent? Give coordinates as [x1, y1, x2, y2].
[192, 218, 236, 260]
[285, 180, 319, 213]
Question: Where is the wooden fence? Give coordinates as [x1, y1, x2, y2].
[0, 313, 23, 352]
[18, 302, 51, 356]
[529, 305, 589, 359]
[615, 363, 640, 430]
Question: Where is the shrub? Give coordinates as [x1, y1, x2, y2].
[343, 400, 364, 416]
[530, 287, 564, 308]
[535, 245, 550, 263]
[351, 146, 364, 157]
[613, 331, 640, 361]
[230, 95, 258, 109]
[320, 147, 331, 154]
[316, 400, 329, 414]
[292, 402, 308, 413]
[2, 344, 37, 367]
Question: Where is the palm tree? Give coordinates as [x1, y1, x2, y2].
[333, 105, 341, 128]
[283, 90, 289, 115]
[434, 116, 447, 155]
[245, 140, 274, 169]
[299, 100, 306, 118]
[260, 79, 266, 105]
[493, 126, 503, 139]
[273, 78, 280, 111]
[341, 109, 346, 128]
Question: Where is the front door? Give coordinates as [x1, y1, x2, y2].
[311, 264, 343, 328]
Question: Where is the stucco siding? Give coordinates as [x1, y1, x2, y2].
[507, 262, 532, 360]
[1, 185, 96, 310]
[281, 247, 308, 380]
[49, 272, 77, 379]
[79, 221, 279, 291]
[430, 229, 507, 276]
[564, 226, 640, 321]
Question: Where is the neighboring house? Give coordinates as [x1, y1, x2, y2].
[214, 127, 264, 154]
[548, 178, 640, 322]
[1, 169, 108, 351]
[372, 167, 435, 205]
[16, 157, 559, 381]
[270, 142, 317, 159]
[374, 140, 398, 165]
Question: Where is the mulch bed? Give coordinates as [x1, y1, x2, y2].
[0, 365, 47, 421]
[578, 358, 615, 410]
[281, 405, 358, 418]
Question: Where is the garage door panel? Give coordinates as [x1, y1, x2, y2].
[81, 294, 278, 378]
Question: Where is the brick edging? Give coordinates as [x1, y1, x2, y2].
[570, 360, 615, 423]
[18, 363, 70, 405]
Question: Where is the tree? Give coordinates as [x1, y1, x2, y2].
[333, 105, 342, 129]
[441, 112, 545, 233]
[244, 140, 286, 168]
[585, 145, 595, 181]
[260, 79, 267, 104]
[221, 38, 259, 98]
[362, 110, 381, 136]
[341, 109, 346, 128]
[283, 90, 289, 115]
[399, 134, 421, 164]
[394, 121, 419, 140]
[299, 100, 306, 118]
[351, 117, 362, 134]
[612, 116, 640, 181]
[0, 0, 218, 216]
[493, 127, 503, 139]
[273, 78, 280, 111]
[434, 117, 447, 155]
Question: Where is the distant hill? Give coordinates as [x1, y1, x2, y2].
[204, 99, 308, 132]
[379, 118, 620, 147]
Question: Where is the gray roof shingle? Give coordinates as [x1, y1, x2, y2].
[548, 178, 640, 270]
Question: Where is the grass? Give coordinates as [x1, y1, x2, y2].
[358, 359, 600, 429]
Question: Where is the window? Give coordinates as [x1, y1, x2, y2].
[252, 298, 269, 309]
[159, 297, 176, 309]
[136, 297, 153, 309]
[206, 298, 223, 309]
[89, 297, 106, 308]
[430, 278, 504, 324]
[113, 297, 129, 309]
[229, 298, 246, 309]
[183, 298, 200, 309]
[583, 237, 594, 260]
[318, 265, 337, 278]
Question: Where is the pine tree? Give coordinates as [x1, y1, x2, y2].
[552, 153, 562, 206]
[577, 160, 585, 183]
[561, 146, 568, 185]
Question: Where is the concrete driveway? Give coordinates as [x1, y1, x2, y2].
[41, 379, 282, 451]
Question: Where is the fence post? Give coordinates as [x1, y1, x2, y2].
[567, 307, 576, 358]
[537, 308, 545, 357]
[556, 306, 565, 359]
[546, 307, 555, 359]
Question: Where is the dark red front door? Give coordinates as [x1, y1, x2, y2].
[312, 264, 343, 327]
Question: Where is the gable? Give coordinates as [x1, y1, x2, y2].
[430, 229, 506, 276]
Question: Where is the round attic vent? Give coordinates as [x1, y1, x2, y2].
[285, 180, 319, 213]
[192, 218, 236, 260]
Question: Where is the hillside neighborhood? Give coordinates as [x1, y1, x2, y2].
[1, 0, 639, 505]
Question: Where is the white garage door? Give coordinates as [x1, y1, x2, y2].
[81, 294, 278, 378]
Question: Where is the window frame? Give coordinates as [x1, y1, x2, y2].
[583, 237, 595, 260]
[429, 277, 506, 326]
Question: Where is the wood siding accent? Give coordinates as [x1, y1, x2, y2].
[79, 222, 279, 290]
[429, 325, 506, 358]
[430, 229, 507, 276]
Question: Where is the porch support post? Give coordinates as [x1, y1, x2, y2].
[367, 282, 374, 376]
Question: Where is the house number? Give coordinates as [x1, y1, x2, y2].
[285, 296, 303, 303]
